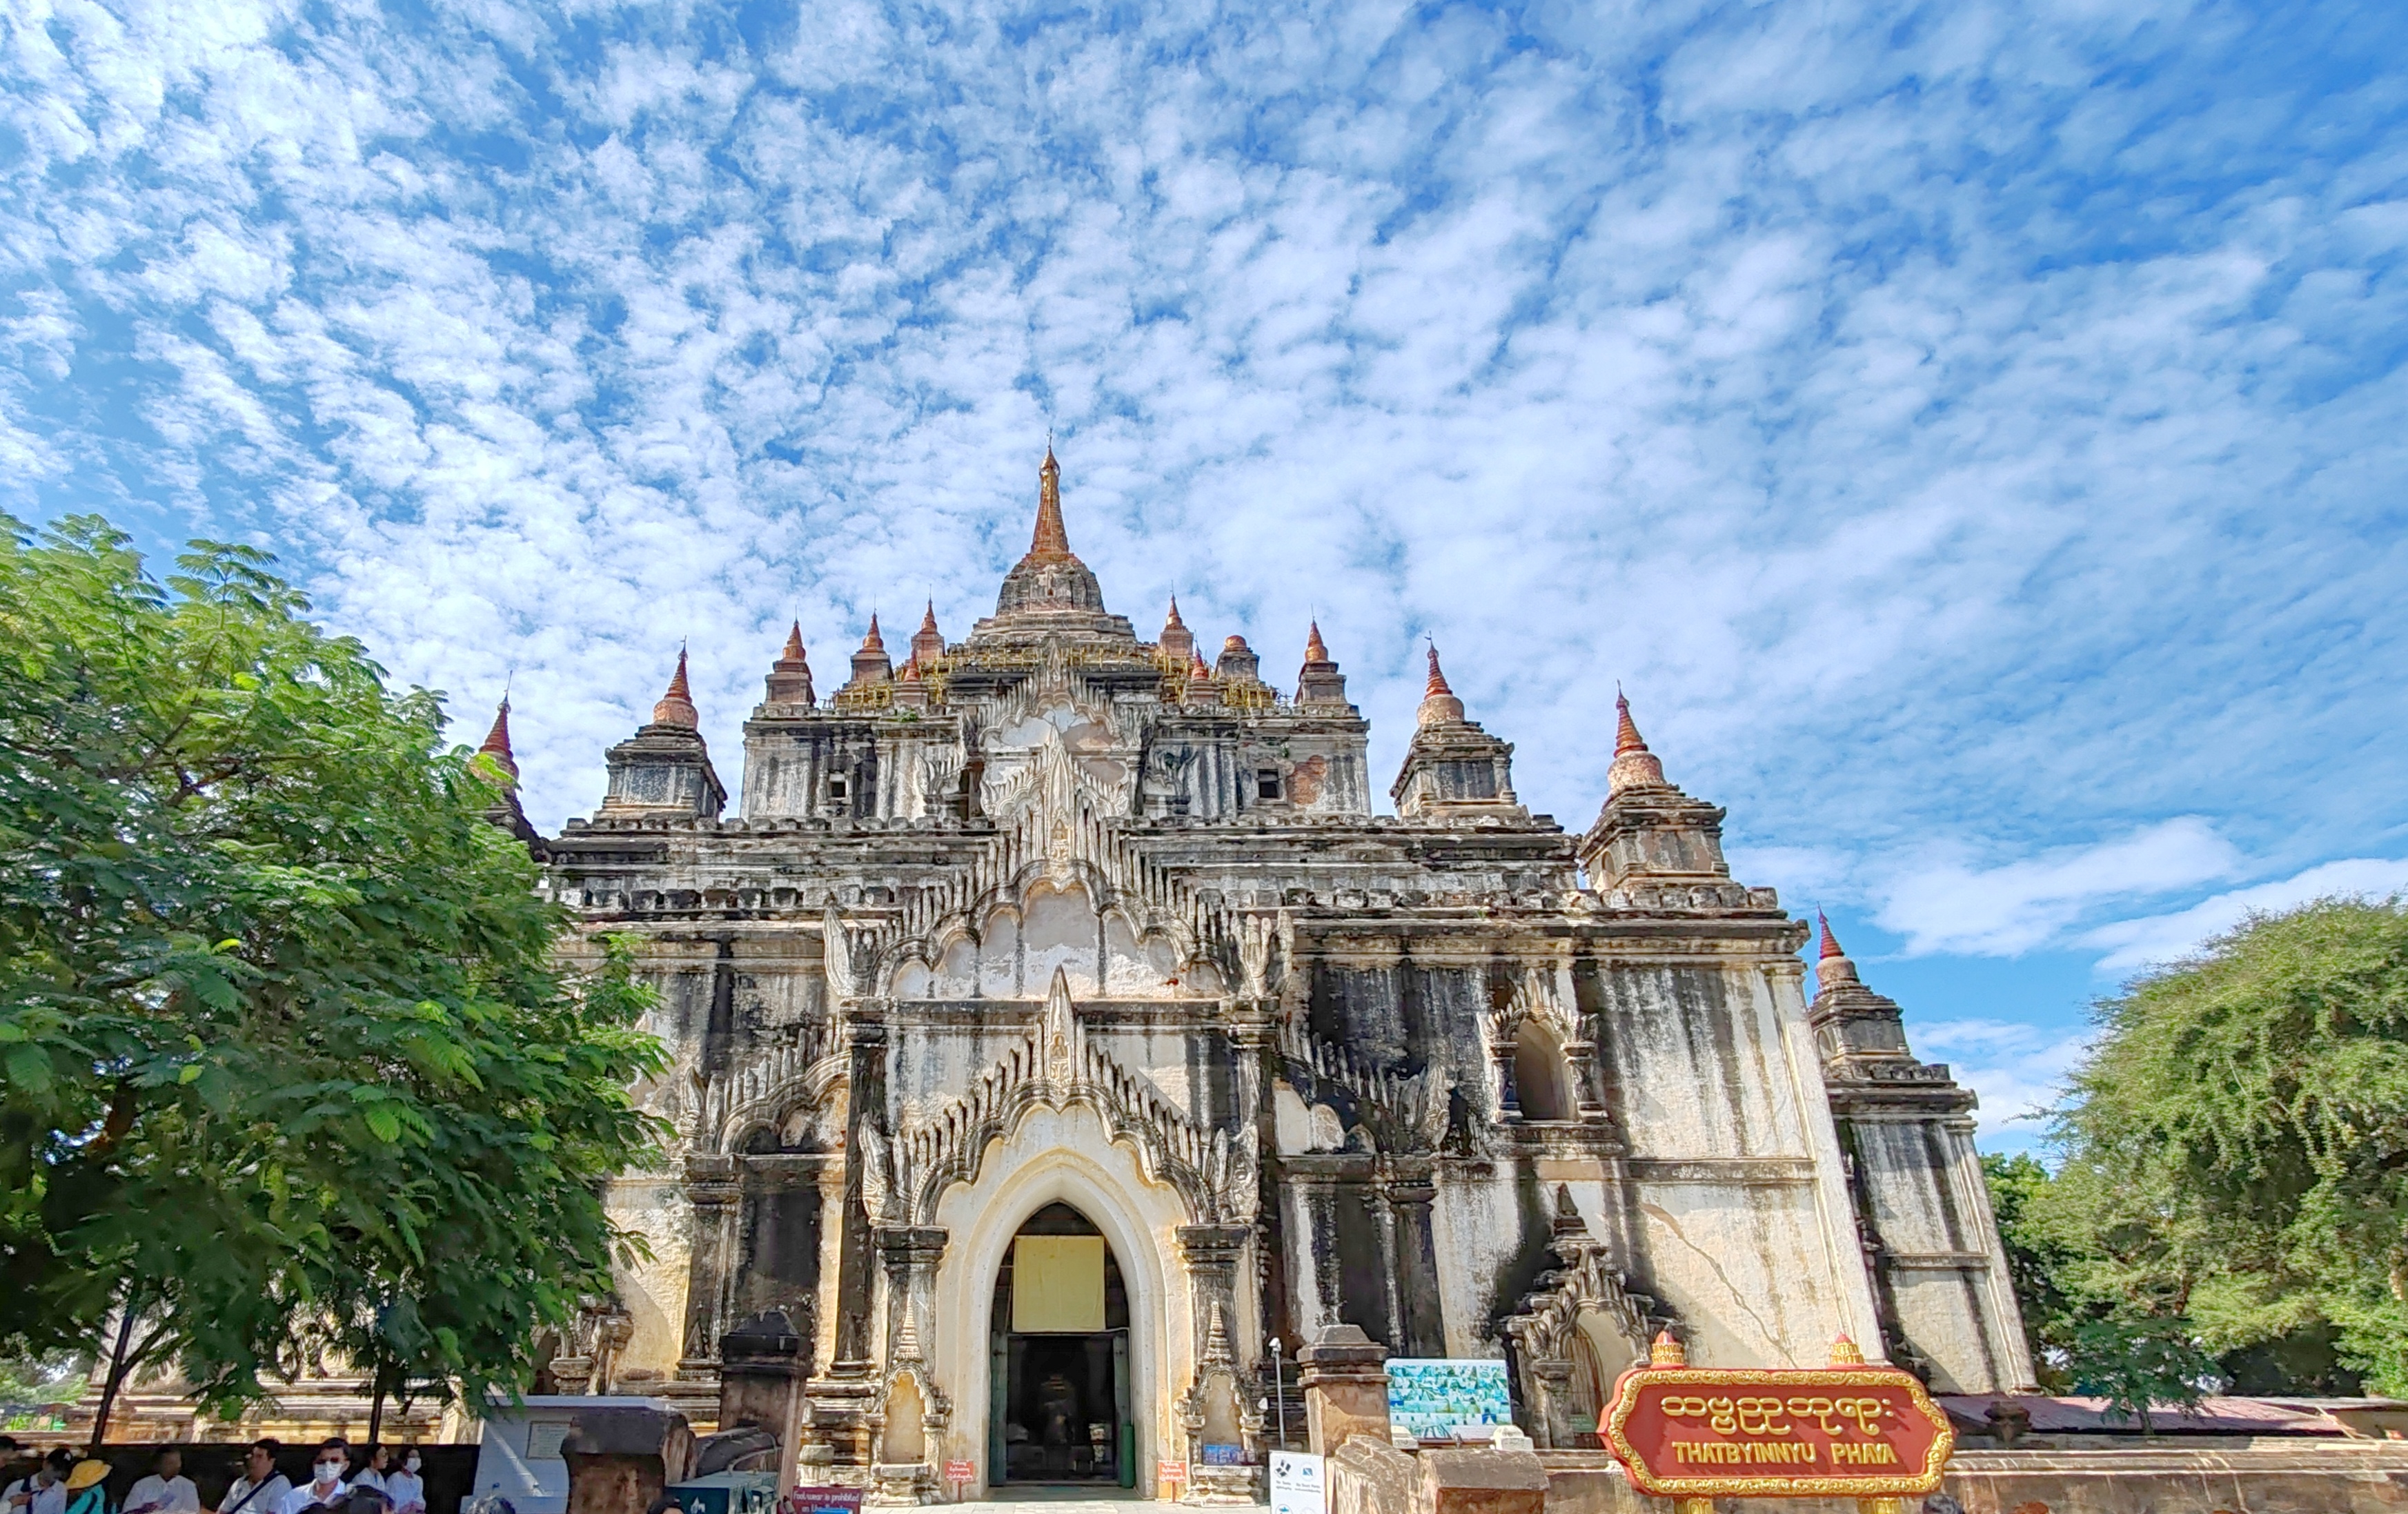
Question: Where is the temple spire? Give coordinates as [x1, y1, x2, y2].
[1615, 685, 1648, 755]
[1296, 619, 1350, 706]
[1417, 644, 1465, 727]
[1815, 910, 1860, 985]
[652, 649, 698, 729]
[765, 621, 814, 705]
[910, 600, 945, 669]
[1157, 595, 1195, 670]
[1606, 687, 1667, 792]
[847, 613, 895, 690]
[1031, 443, 1070, 558]
[477, 696, 517, 780]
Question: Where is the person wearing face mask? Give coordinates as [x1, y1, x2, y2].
[345, 1454, 382, 1497]
[378, 1453, 422, 1514]
[276, 1444, 348, 1514]
[216, 1443, 287, 1514]
[30, 1451, 77, 1514]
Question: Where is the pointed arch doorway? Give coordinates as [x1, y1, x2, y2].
[989, 1202, 1136, 1488]
[927, 1099, 1192, 1500]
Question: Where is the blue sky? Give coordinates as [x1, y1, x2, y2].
[5, 0, 2405, 1151]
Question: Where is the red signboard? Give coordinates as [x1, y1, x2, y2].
[1602, 1349, 1952, 1501]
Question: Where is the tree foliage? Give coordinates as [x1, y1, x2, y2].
[0, 513, 667, 1422]
[1993, 897, 2408, 1399]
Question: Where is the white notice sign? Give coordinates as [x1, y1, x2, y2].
[1270, 1452, 1325, 1514]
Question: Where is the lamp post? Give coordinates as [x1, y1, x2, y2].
[1269, 1337, 1286, 1451]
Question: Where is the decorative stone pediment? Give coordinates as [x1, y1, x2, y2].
[888, 968, 1258, 1226]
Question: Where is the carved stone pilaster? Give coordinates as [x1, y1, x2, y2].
[874, 1226, 949, 1367]
[1175, 1223, 1253, 1362]
[681, 1154, 743, 1374]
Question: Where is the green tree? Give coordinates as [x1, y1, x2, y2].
[2013, 898, 2408, 1397]
[0, 513, 668, 1440]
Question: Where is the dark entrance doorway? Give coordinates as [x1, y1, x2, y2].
[989, 1202, 1134, 1488]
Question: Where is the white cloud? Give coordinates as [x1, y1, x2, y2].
[1871, 818, 2243, 957]
[2081, 856, 2408, 975]
[1906, 1016, 2092, 1144]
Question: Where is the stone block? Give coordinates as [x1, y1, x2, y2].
[1330, 1437, 1418, 1514]
[1416, 1447, 1549, 1514]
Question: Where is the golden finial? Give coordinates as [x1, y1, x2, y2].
[1649, 1330, 1688, 1368]
[1830, 1334, 1865, 1366]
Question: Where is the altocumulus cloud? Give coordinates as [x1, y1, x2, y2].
[3, 0, 2407, 999]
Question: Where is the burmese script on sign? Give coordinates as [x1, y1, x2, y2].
[1603, 1368, 1953, 1500]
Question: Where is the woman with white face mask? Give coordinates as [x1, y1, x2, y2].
[379, 1456, 422, 1514]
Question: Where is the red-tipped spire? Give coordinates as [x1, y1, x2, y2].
[1605, 685, 1667, 794]
[766, 622, 814, 704]
[477, 696, 517, 779]
[1165, 595, 1186, 629]
[1615, 688, 1648, 756]
[1305, 620, 1330, 663]
[909, 600, 945, 671]
[861, 613, 885, 653]
[652, 650, 698, 729]
[1417, 644, 1466, 727]
[1811, 909, 1861, 987]
[1189, 647, 1212, 678]
[1030, 444, 1071, 558]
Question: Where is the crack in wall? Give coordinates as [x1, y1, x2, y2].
[1639, 1200, 1784, 1361]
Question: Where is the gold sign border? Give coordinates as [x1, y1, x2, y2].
[1601, 1365, 1955, 1499]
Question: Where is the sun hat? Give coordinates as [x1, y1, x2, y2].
[65, 1462, 110, 1492]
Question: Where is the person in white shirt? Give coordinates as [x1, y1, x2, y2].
[344, 1455, 380, 1499]
[378, 1454, 422, 1514]
[126, 1449, 200, 1514]
[217, 1444, 289, 1514]
[2, 1448, 66, 1514]
[276, 1443, 349, 1514]
[29, 1452, 75, 1514]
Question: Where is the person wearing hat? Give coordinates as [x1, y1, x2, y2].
[61, 1459, 110, 1514]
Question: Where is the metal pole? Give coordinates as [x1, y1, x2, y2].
[1270, 1337, 1286, 1451]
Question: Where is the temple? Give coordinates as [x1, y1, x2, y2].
[521, 446, 2033, 1500]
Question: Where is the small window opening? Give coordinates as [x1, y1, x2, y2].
[1257, 769, 1282, 800]
[828, 777, 849, 800]
[1513, 1021, 1576, 1121]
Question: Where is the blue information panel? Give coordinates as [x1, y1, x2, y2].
[1383, 1359, 1514, 1442]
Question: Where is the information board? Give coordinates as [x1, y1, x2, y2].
[1269, 1451, 1326, 1514]
[1383, 1358, 1514, 1441]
